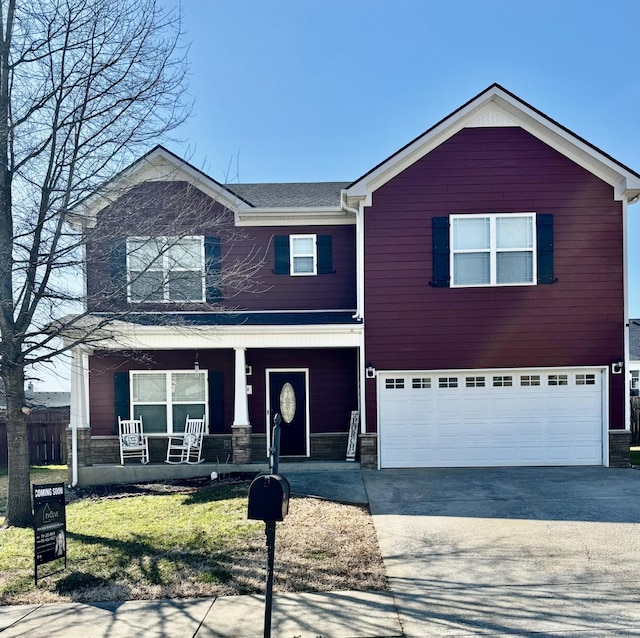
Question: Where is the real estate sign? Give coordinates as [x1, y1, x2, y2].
[33, 482, 66, 583]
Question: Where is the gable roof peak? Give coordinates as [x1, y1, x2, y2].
[345, 85, 640, 206]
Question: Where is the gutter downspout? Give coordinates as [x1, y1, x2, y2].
[341, 191, 368, 439]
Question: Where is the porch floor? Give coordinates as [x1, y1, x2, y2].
[75, 460, 361, 488]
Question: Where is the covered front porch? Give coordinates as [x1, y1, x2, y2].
[66, 312, 367, 485]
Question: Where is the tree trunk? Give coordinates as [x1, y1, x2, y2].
[3, 366, 32, 527]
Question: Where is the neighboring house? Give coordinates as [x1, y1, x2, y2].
[67, 84, 640, 477]
[631, 320, 640, 397]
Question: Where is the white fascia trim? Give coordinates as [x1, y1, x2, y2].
[89, 322, 363, 350]
[72, 148, 249, 228]
[345, 86, 640, 207]
[235, 206, 356, 227]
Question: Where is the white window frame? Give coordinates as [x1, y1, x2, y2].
[290, 234, 317, 276]
[130, 370, 209, 434]
[450, 213, 537, 288]
[126, 236, 206, 303]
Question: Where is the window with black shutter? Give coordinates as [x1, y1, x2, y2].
[273, 234, 333, 275]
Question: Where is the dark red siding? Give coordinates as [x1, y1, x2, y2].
[89, 348, 358, 438]
[364, 126, 625, 431]
[86, 181, 356, 313]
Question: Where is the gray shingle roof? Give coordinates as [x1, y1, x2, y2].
[631, 319, 640, 361]
[227, 182, 349, 208]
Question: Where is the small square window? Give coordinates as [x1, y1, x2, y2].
[412, 378, 431, 389]
[548, 374, 568, 386]
[465, 376, 485, 387]
[439, 377, 458, 388]
[520, 375, 541, 387]
[385, 378, 405, 389]
[493, 376, 513, 387]
[576, 374, 596, 386]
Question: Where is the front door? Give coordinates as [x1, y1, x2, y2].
[267, 369, 308, 457]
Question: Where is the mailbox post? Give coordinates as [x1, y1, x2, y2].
[247, 412, 289, 638]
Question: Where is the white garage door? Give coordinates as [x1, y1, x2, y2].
[379, 368, 604, 468]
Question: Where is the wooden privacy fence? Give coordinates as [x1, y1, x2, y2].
[0, 409, 69, 466]
[632, 397, 640, 445]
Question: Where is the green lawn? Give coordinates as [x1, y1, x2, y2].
[0, 466, 386, 605]
[631, 446, 640, 466]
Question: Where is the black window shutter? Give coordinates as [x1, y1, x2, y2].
[208, 371, 224, 433]
[317, 235, 334, 274]
[430, 217, 450, 287]
[110, 239, 127, 300]
[536, 214, 555, 284]
[273, 235, 290, 274]
[113, 372, 130, 433]
[205, 236, 222, 302]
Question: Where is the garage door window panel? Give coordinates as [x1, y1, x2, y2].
[548, 374, 568, 386]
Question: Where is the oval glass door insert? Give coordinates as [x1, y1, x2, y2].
[279, 382, 296, 423]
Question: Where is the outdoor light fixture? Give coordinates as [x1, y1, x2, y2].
[194, 352, 200, 372]
[366, 362, 376, 379]
[611, 361, 624, 374]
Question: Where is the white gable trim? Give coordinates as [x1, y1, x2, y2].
[345, 85, 640, 207]
[71, 147, 251, 227]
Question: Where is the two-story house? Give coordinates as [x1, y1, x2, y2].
[67, 84, 639, 482]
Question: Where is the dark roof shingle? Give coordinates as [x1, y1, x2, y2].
[227, 182, 348, 208]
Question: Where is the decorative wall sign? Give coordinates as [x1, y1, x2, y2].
[279, 382, 296, 424]
[346, 411, 359, 461]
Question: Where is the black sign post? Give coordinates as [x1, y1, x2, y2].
[33, 482, 67, 585]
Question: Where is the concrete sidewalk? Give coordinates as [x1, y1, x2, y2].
[0, 590, 402, 638]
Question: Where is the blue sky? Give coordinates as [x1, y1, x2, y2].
[168, 0, 639, 308]
[38, 0, 640, 389]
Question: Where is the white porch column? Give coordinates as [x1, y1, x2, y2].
[70, 348, 90, 429]
[69, 347, 90, 486]
[232, 347, 250, 427]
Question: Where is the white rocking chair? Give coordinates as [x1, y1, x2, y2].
[118, 417, 149, 465]
[165, 416, 206, 464]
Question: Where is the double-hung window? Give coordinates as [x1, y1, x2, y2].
[131, 370, 208, 433]
[290, 234, 317, 275]
[127, 236, 205, 302]
[451, 214, 536, 287]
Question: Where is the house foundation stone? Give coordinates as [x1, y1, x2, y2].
[232, 426, 252, 464]
[359, 434, 378, 469]
[609, 430, 631, 467]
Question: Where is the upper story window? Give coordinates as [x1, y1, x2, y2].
[127, 236, 205, 303]
[290, 234, 317, 275]
[451, 214, 536, 287]
[274, 234, 333, 276]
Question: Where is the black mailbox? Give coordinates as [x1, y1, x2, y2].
[247, 473, 290, 522]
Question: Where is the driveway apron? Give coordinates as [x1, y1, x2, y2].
[362, 467, 640, 637]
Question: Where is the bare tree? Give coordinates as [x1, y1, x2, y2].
[0, 0, 196, 527]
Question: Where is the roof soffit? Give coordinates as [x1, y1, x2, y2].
[345, 86, 640, 207]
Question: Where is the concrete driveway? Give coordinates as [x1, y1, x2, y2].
[362, 467, 640, 637]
